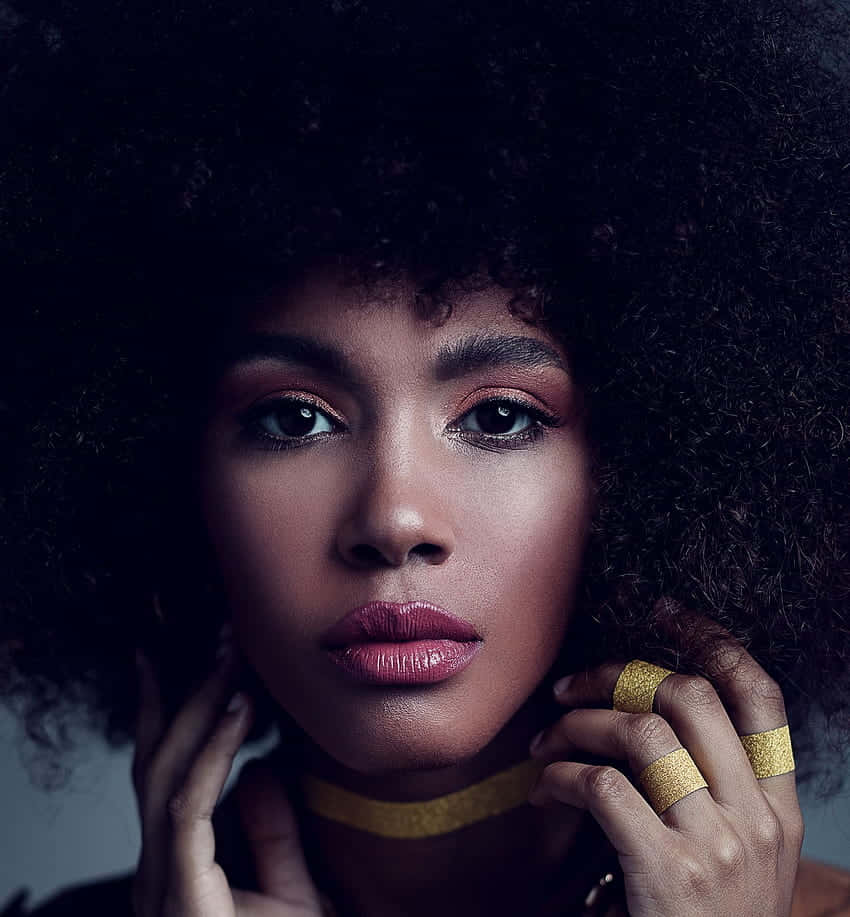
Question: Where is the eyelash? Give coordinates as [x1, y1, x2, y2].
[236, 395, 562, 453]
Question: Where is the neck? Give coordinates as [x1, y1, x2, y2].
[270, 682, 617, 917]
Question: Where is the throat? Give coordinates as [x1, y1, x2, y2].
[295, 786, 614, 917]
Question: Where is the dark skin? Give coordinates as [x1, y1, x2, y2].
[130, 266, 808, 916]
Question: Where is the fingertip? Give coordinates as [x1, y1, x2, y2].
[226, 690, 251, 714]
[553, 674, 573, 697]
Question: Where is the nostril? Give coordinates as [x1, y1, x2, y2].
[347, 542, 443, 567]
[414, 543, 442, 558]
[350, 544, 386, 566]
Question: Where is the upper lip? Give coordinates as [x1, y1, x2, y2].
[321, 600, 482, 648]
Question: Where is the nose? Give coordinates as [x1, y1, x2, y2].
[335, 454, 456, 569]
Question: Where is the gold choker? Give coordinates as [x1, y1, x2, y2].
[298, 757, 547, 839]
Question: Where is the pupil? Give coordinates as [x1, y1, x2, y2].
[278, 404, 316, 437]
[479, 402, 516, 434]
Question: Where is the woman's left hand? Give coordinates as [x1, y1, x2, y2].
[527, 614, 804, 916]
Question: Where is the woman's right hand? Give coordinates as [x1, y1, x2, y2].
[131, 634, 327, 917]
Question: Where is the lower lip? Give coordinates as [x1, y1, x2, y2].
[325, 639, 483, 685]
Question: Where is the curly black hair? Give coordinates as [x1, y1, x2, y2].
[1, 0, 849, 794]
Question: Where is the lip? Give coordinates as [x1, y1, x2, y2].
[321, 601, 483, 685]
[320, 600, 482, 648]
[325, 639, 483, 685]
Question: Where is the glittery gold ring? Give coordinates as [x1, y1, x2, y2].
[612, 659, 675, 714]
[638, 747, 709, 815]
[739, 724, 795, 779]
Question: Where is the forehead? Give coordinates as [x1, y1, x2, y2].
[241, 263, 560, 352]
[208, 265, 574, 392]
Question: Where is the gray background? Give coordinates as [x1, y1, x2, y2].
[1, 706, 848, 913]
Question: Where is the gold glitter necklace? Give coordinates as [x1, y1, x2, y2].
[297, 755, 625, 915]
[298, 756, 547, 839]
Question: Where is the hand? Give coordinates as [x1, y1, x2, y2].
[131, 634, 326, 917]
[527, 609, 804, 916]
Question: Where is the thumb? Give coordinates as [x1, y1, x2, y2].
[235, 757, 324, 910]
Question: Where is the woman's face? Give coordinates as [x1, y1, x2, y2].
[198, 266, 593, 774]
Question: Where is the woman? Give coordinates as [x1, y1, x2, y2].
[1, 0, 849, 914]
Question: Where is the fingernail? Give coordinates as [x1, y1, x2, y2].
[553, 675, 573, 696]
[529, 729, 545, 755]
[227, 691, 249, 713]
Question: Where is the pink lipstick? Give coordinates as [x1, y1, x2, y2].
[321, 600, 483, 685]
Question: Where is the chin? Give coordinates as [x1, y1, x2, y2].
[312, 709, 500, 776]
[337, 743, 480, 777]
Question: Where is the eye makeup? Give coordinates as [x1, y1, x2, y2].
[235, 393, 563, 453]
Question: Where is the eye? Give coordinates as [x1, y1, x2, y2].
[238, 396, 340, 449]
[237, 394, 561, 452]
[451, 397, 560, 445]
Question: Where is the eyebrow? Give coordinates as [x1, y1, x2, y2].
[214, 331, 570, 386]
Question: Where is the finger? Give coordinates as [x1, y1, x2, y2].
[530, 707, 718, 830]
[694, 639, 794, 798]
[132, 649, 165, 799]
[235, 758, 325, 910]
[133, 646, 245, 917]
[654, 602, 798, 811]
[167, 691, 255, 891]
[143, 646, 243, 827]
[553, 662, 764, 811]
[529, 760, 668, 858]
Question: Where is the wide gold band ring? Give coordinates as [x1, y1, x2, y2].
[739, 724, 795, 778]
[638, 747, 709, 815]
[612, 659, 675, 714]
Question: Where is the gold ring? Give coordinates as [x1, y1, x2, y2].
[612, 659, 675, 713]
[739, 724, 795, 778]
[638, 747, 709, 815]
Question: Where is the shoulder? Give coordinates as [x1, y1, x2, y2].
[793, 858, 850, 917]
[1, 873, 134, 917]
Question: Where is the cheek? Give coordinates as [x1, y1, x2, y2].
[453, 444, 592, 656]
[464, 443, 589, 572]
[198, 455, 336, 622]
[199, 436, 590, 662]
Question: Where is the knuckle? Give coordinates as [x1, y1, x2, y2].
[166, 789, 196, 825]
[584, 765, 627, 802]
[751, 808, 782, 851]
[625, 713, 671, 755]
[713, 832, 747, 875]
[668, 675, 719, 712]
[742, 672, 786, 715]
